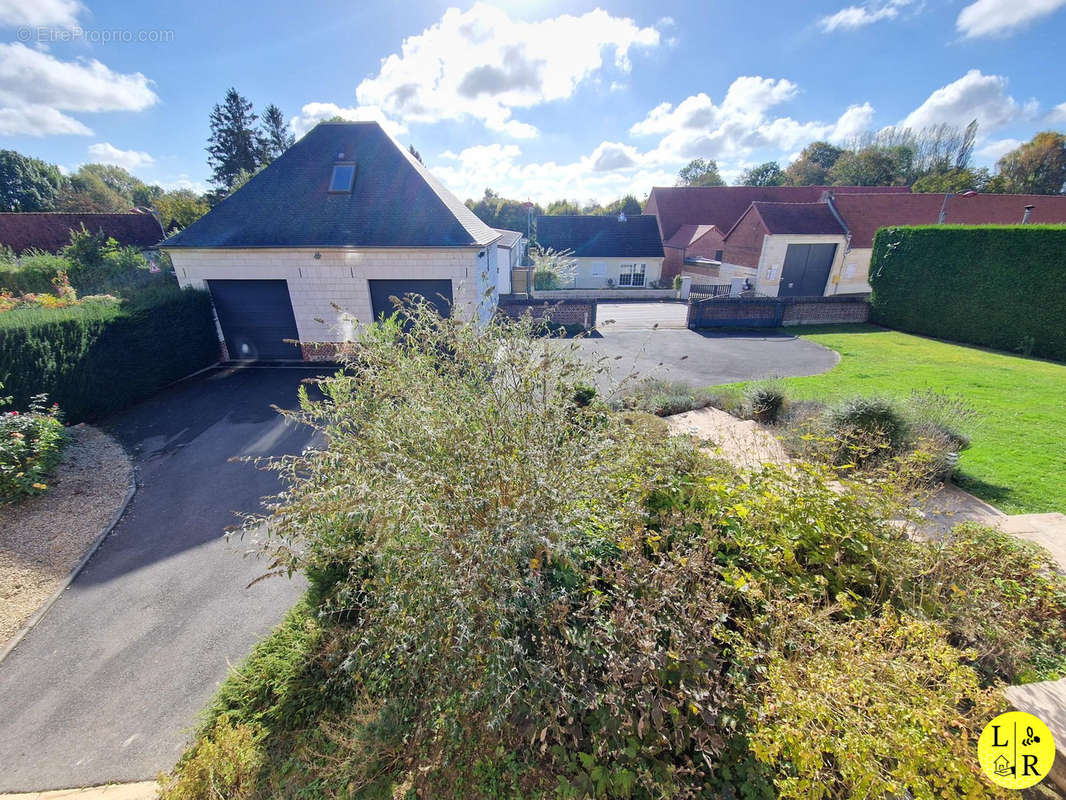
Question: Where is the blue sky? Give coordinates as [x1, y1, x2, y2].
[2, 0, 1065, 203]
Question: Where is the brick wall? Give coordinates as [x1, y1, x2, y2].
[721, 211, 766, 269]
[781, 297, 869, 325]
[688, 295, 868, 329]
[498, 298, 597, 329]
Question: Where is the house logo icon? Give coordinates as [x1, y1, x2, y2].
[978, 711, 1056, 789]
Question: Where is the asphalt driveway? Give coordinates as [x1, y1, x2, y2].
[570, 327, 839, 390]
[0, 366, 326, 792]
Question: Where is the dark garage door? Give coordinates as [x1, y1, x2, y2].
[779, 244, 837, 297]
[369, 279, 453, 322]
[207, 279, 301, 360]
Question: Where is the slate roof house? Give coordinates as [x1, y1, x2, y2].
[162, 121, 501, 360]
[535, 213, 665, 289]
[0, 211, 164, 254]
[644, 185, 910, 281]
[492, 227, 526, 294]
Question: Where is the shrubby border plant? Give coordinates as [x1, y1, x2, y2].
[161, 305, 1063, 799]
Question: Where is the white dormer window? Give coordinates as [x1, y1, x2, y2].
[329, 162, 356, 193]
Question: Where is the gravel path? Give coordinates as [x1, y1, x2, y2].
[0, 425, 132, 647]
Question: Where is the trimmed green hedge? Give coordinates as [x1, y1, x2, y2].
[0, 287, 219, 422]
[870, 225, 1066, 362]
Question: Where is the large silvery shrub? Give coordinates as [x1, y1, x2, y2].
[209, 303, 1040, 799]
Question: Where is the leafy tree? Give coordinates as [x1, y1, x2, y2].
[740, 161, 786, 187]
[408, 145, 424, 165]
[207, 88, 267, 192]
[828, 147, 901, 186]
[996, 131, 1066, 194]
[55, 169, 128, 212]
[603, 194, 643, 216]
[676, 158, 724, 187]
[785, 142, 844, 185]
[465, 189, 541, 234]
[154, 189, 210, 229]
[0, 150, 64, 211]
[260, 104, 295, 161]
[911, 167, 991, 194]
[544, 199, 582, 215]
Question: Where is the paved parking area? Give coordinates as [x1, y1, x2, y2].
[570, 327, 839, 390]
[0, 366, 324, 792]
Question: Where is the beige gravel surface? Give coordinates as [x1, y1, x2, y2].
[0, 782, 158, 800]
[0, 424, 132, 647]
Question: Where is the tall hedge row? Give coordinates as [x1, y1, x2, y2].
[0, 288, 220, 422]
[869, 225, 1066, 362]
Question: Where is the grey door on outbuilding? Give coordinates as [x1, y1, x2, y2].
[207, 279, 301, 360]
[779, 244, 837, 297]
[369, 279, 453, 322]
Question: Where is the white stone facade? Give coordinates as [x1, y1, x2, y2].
[170, 244, 498, 344]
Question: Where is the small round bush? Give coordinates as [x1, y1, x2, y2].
[745, 382, 787, 424]
[827, 396, 910, 451]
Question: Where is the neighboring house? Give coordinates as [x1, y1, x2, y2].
[162, 121, 500, 361]
[0, 211, 164, 254]
[493, 228, 525, 294]
[644, 185, 910, 280]
[535, 214, 665, 289]
[736, 192, 1066, 297]
[721, 202, 847, 297]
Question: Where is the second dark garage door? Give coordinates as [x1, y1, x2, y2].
[779, 243, 837, 297]
[369, 279, 453, 322]
[207, 279, 301, 360]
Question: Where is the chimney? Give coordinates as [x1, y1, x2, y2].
[618, 211, 627, 222]
[1022, 205, 1034, 224]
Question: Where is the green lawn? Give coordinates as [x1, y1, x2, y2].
[732, 324, 1066, 515]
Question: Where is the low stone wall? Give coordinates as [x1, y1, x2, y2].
[533, 288, 677, 301]
[498, 297, 597, 329]
[688, 295, 869, 329]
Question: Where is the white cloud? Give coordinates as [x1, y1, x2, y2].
[87, 142, 155, 170]
[0, 104, 91, 135]
[354, 3, 659, 137]
[956, 0, 1066, 38]
[831, 102, 876, 140]
[431, 142, 674, 205]
[289, 102, 408, 139]
[900, 69, 1035, 131]
[976, 137, 1023, 160]
[1046, 102, 1066, 123]
[0, 0, 82, 27]
[157, 175, 210, 194]
[629, 77, 867, 165]
[819, 0, 914, 31]
[0, 43, 157, 135]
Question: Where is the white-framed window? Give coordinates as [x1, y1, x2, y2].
[619, 263, 646, 287]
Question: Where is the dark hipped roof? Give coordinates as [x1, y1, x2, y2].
[831, 192, 1066, 247]
[163, 122, 498, 249]
[536, 214, 664, 258]
[492, 228, 524, 248]
[743, 201, 846, 236]
[644, 185, 910, 241]
[0, 211, 164, 254]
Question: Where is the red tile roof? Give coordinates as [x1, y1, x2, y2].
[832, 193, 1066, 247]
[0, 211, 165, 254]
[644, 185, 909, 242]
[663, 223, 720, 249]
